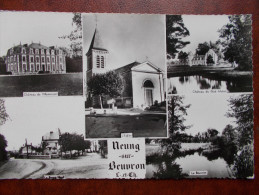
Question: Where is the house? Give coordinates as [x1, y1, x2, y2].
[188, 49, 218, 66]
[5, 42, 66, 75]
[41, 130, 61, 155]
[86, 28, 165, 109]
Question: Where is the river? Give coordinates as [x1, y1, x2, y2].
[146, 143, 234, 179]
[167, 75, 252, 94]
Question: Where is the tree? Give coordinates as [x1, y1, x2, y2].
[0, 99, 9, 126]
[166, 15, 190, 59]
[196, 42, 210, 55]
[227, 94, 253, 148]
[207, 128, 219, 138]
[219, 15, 252, 71]
[87, 71, 123, 109]
[178, 51, 189, 61]
[222, 124, 237, 144]
[59, 13, 82, 57]
[160, 96, 190, 152]
[0, 134, 8, 161]
[206, 55, 214, 65]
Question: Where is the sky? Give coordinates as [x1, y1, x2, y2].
[82, 13, 166, 71]
[0, 97, 85, 150]
[0, 11, 74, 56]
[172, 93, 238, 136]
[180, 15, 230, 53]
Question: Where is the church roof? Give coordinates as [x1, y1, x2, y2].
[114, 61, 141, 74]
[114, 61, 162, 74]
[87, 28, 108, 54]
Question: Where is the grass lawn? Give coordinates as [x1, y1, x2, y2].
[0, 73, 83, 97]
[85, 113, 167, 138]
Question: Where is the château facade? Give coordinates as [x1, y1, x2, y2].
[5, 42, 66, 75]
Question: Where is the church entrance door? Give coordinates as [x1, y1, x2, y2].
[145, 89, 153, 107]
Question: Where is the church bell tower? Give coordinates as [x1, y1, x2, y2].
[86, 27, 109, 83]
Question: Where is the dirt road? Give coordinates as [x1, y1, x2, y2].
[0, 153, 108, 179]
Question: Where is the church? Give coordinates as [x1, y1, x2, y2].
[86, 28, 165, 109]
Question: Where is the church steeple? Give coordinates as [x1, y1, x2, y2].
[86, 25, 109, 81]
[88, 28, 107, 53]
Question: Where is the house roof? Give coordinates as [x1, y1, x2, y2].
[42, 131, 60, 141]
[6, 42, 51, 55]
[28, 43, 49, 50]
[87, 28, 107, 54]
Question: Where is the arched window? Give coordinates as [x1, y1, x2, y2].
[101, 56, 104, 68]
[96, 55, 100, 68]
[143, 80, 154, 88]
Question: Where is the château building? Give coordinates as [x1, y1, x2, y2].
[5, 42, 66, 75]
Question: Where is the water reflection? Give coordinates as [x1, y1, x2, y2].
[168, 75, 252, 94]
[146, 148, 234, 178]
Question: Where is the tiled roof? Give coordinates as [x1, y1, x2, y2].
[114, 61, 141, 74]
[87, 28, 108, 54]
[28, 43, 49, 49]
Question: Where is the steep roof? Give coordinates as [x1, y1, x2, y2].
[87, 28, 107, 54]
[28, 43, 49, 49]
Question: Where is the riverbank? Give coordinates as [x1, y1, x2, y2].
[167, 65, 252, 80]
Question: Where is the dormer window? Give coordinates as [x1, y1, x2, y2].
[22, 48, 26, 54]
[41, 49, 45, 54]
[30, 48, 34, 54]
[35, 49, 39, 54]
[51, 50, 55, 55]
[46, 49, 50, 54]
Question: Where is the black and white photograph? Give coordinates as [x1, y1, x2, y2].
[146, 93, 254, 179]
[0, 97, 109, 179]
[83, 14, 167, 138]
[0, 11, 83, 97]
[166, 15, 253, 94]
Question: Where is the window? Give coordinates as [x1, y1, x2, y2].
[22, 56, 26, 62]
[10, 56, 13, 62]
[52, 57, 55, 62]
[96, 55, 100, 68]
[60, 58, 62, 63]
[41, 49, 44, 54]
[22, 48, 26, 54]
[36, 57, 39, 63]
[36, 49, 39, 54]
[14, 55, 16, 62]
[30, 57, 34, 62]
[30, 49, 34, 54]
[101, 56, 104, 68]
[41, 57, 45, 63]
[47, 57, 50, 63]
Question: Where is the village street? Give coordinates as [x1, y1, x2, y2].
[0, 153, 108, 179]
